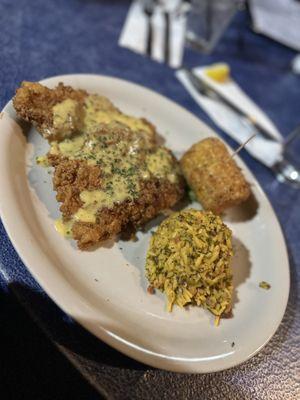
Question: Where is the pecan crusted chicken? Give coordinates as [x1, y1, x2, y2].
[13, 82, 185, 249]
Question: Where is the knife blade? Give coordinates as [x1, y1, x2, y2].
[184, 68, 281, 143]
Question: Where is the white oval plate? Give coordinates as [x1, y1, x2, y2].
[0, 74, 289, 373]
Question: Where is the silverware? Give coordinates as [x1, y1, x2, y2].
[184, 68, 300, 187]
[183, 68, 281, 143]
[164, 11, 171, 65]
[143, 1, 155, 57]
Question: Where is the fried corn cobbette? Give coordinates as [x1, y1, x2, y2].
[180, 137, 251, 214]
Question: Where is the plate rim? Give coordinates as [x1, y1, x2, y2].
[0, 73, 290, 373]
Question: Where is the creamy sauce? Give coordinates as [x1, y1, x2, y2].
[74, 175, 137, 223]
[57, 134, 86, 156]
[36, 155, 49, 167]
[44, 94, 181, 237]
[53, 98, 83, 138]
[52, 95, 152, 138]
[84, 95, 152, 134]
[146, 148, 177, 182]
[55, 218, 73, 237]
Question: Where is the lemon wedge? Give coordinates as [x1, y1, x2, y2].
[204, 63, 230, 83]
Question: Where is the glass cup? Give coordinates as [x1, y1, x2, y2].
[273, 126, 300, 188]
[185, 0, 239, 53]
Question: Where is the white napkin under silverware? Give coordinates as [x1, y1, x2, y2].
[176, 67, 283, 168]
[119, 0, 187, 68]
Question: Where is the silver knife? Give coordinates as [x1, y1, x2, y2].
[183, 68, 281, 143]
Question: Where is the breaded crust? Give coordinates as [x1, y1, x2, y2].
[13, 81, 87, 140]
[48, 154, 185, 249]
[180, 137, 250, 214]
[73, 179, 185, 249]
[48, 154, 103, 217]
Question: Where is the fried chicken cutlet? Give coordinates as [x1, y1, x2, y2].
[13, 82, 185, 249]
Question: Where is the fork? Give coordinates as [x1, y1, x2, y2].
[143, 0, 156, 57]
[163, 10, 171, 64]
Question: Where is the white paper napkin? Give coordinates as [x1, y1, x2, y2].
[250, 0, 300, 52]
[176, 67, 283, 168]
[119, 0, 187, 68]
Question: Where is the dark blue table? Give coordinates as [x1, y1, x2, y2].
[0, 1, 299, 399]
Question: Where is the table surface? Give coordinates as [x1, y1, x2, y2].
[0, 1, 299, 399]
